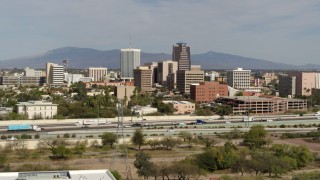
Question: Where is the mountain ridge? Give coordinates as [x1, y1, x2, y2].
[1, 47, 319, 70]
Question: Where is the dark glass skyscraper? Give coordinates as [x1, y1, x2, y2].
[172, 42, 191, 71]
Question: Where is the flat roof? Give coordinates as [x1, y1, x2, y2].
[0, 169, 115, 180]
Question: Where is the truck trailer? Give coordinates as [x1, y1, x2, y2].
[75, 119, 111, 127]
[7, 124, 42, 132]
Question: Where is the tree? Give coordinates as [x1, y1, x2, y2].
[101, 132, 117, 148]
[134, 152, 156, 179]
[72, 140, 87, 155]
[51, 145, 72, 159]
[161, 138, 180, 150]
[214, 105, 232, 117]
[147, 139, 160, 150]
[195, 149, 218, 172]
[131, 129, 145, 150]
[243, 125, 269, 149]
[179, 131, 193, 148]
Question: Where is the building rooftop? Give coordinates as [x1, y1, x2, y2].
[16, 101, 58, 106]
[0, 169, 115, 180]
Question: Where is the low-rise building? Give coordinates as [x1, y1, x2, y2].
[0, 169, 115, 180]
[215, 96, 307, 115]
[16, 101, 58, 119]
[190, 82, 228, 103]
[163, 100, 195, 114]
[131, 105, 158, 115]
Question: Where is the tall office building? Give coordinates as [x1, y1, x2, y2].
[176, 65, 204, 94]
[88, 67, 107, 82]
[46, 62, 64, 87]
[120, 48, 141, 80]
[227, 67, 251, 89]
[134, 66, 152, 91]
[278, 74, 296, 98]
[172, 42, 191, 71]
[157, 60, 178, 87]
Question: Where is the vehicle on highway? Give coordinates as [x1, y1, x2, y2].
[167, 129, 175, 132]
[7, 124, 42, 132]
[75, 119, 111, 128]
[178, 123, 186, 127]
[225, 121, 231, 124]
[197, 119, 206, 124]
[315, 111, 320, 116]
[116, 124, 132, 128]
[6, 136, 17, 141]
[266, 119, 273, 122]
[243, 116, 253, 122]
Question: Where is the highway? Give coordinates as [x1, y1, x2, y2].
[0, 114, 319, 137]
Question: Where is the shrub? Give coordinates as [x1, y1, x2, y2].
[1, 135, 6, 140]
[280, 124, 286, 128]
[34, 134, 40, 139]
[63, 133, 70, 138]
[21, 134, 31, 139]
[71, 134, 76, 138]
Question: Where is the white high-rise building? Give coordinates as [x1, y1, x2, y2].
[88, 67, 108, 82]
[227, 67, 251, 89]
[120, 48, 141, 80]
[46, 62, 64, 87]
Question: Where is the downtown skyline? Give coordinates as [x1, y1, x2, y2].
[1, 0, 320, 65]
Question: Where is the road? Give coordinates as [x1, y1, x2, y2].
[0, 115, 319, 137]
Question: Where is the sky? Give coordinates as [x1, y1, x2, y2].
[1, 0, 320, 65]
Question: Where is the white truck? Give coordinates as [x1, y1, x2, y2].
[243, 116, 254, 122]
[75, 119, 111, 127]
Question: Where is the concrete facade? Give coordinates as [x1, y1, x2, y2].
[176, 66, 204, 94]
[163, 100, 195, 114]
[88, 67, 108, 82]
[157, 60, 178, 87]
[172, 42, 191, 71]
[16, 101, 58, 119]
[121, 48, 141, 80]
[227, 67, 251, 89]
[134, 66, 152, 91]
[114, 85, 136, 105]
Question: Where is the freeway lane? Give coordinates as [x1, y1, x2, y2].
[0, 115, 319, 133]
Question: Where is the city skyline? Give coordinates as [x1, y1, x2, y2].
[1, 0, 320, 65]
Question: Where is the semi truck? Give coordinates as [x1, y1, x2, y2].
[75, 119, 111, 127]
[7, 124, 42, 132]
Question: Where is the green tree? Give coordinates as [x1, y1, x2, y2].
[243, 125, 269, 149]
[160, 138, 180, 150]
[134, 152, 156, 179]
[72, 140, 87, 155]
[52, 145, 72, 159]
[101, 132, 117, 148]
[195, 149, 218, 172]
[131, 129, 145, 150]
[214, 105, 232, 117]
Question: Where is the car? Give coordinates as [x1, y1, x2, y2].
[225, 121, 231, 124]
[167, 129, 175, 132]
[6, 136, 17, 141]
[172, 122, 178, 125]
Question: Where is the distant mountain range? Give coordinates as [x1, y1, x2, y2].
[1, 47, 320, 70]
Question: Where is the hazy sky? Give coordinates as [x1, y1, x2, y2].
[1, 0, 320, 65]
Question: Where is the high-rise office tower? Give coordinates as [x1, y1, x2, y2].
[157, 60, 178, 87]
[172, 42, 191, 71]
[134, 66, 152, 91]
[88, 67, 108, 82]
[46, 62, 64, 87]
[227, 67, 251, 90]
[120, 48, 141, 80]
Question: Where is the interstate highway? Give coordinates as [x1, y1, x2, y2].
[0, 115, 319, 133]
